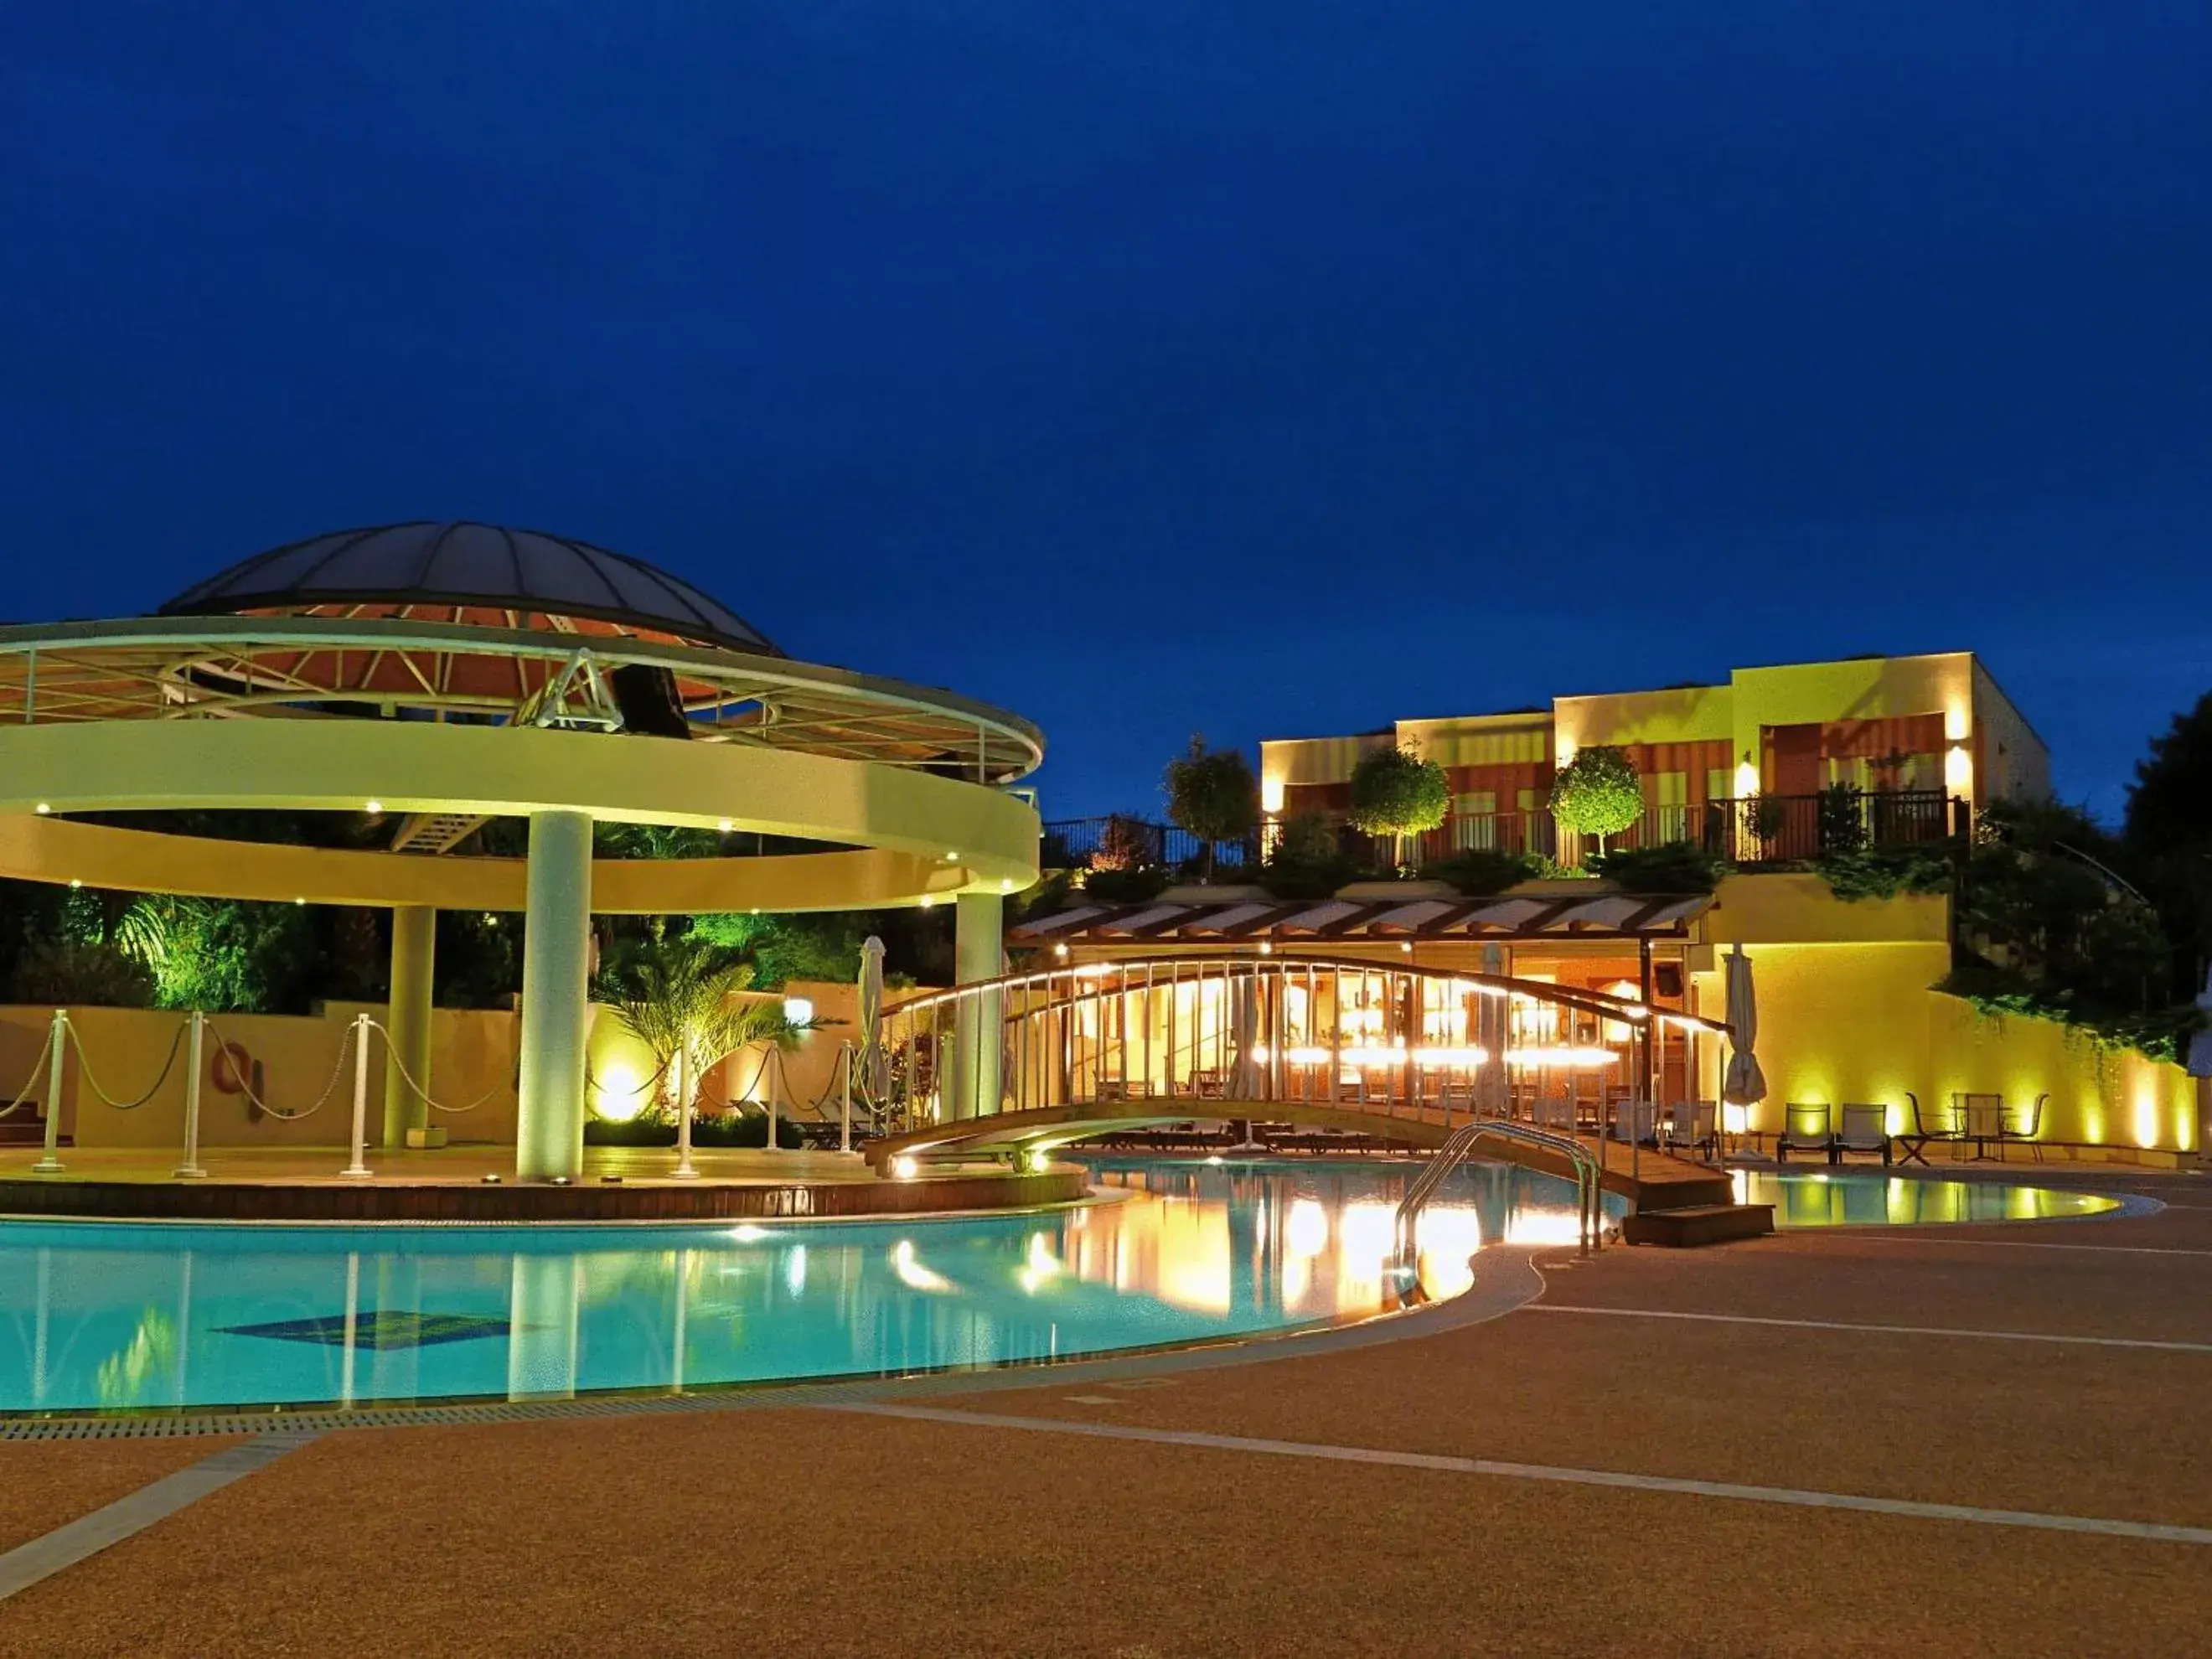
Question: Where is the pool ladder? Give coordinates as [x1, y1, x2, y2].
[1393, 1119, 1605, 1285]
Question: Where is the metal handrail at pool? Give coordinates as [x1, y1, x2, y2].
[1393, 1117, 1602, 1274]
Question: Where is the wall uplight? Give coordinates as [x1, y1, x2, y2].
[1944, 745, 1973, 794]
[592, 1062, 649, 1124]
[1260, 776, 1286, 814]
[1733, 757, 1760, 798]
[782, 996, 814, 1027]
[34, 803, 50, 815]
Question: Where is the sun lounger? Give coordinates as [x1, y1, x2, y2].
[1775, 1103, 1834, 1164]
[1833, 1103, 1892, 1165]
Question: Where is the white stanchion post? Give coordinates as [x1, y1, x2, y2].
[840, 1044, 853, 1155]
[673, 1050, 697, 1180]
[341, 1012, 373, 1178]
[31, 1009, 66, 1174]
[764, 1053, 779, 1156]
[174, 1012, 208, 1178]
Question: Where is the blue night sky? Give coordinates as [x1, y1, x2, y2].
[5, 4, 2209, 823]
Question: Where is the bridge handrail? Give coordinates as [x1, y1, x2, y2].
[1393, 1117, 1601, 1274]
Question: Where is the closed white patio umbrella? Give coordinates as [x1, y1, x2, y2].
[2186, 963, 2212, 1079]
[2185, 964, 2212, 1159]
[854, 934, 889, 1146]
[1722, 947, 1767, 1115]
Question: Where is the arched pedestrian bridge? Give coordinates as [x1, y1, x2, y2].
[861, 954, 1738, 1211]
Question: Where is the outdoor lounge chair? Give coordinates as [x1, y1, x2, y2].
[1662, 1100, 1718, 1157]
[1894, 1093, 1969, 1165]
[1775, 1103, 1834, 1164]
[1993, 1093, 2047, 1162]
[1833, 1103, 1893, 1165]
[1609, 1098, 1657, 1145]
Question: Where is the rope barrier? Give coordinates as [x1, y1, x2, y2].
[65, 1016, 189, 1112]
[0, 1026, 56, 1120]
[359, 1018, 507, 1115]
[200, 1016, 358, 1122]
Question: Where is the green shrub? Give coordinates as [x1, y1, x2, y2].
[1080, 866, 1172, 903]
[1420, 848, 1542, 897]
[1585, 843, 1727, 894]
[1251, 813, 1356, 898]
[1812, 842, 1956, 902]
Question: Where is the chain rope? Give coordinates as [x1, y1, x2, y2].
[200, 1016, 358, 1122]
[64, 1016, 189, 1112]
[0, 1024, 57, 1120]
[359, 1018, 509, 1115]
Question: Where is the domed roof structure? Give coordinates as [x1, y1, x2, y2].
[159, 521, 780, 656]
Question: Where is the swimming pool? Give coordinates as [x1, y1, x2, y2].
[0, 1160, 2120, 1414]
[1733, 1169, 2122, 1227]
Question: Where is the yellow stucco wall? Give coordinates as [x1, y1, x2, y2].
[0, 1001, 519, 1150]
[1554, 683, 1733, 759]
[1692, 876, 2197, 1156]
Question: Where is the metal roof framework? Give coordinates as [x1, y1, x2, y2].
[0, 615, 1044, 783]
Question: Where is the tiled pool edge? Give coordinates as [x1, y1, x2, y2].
[0, 1246, 1549, 1441]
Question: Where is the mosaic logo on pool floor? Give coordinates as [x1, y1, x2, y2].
[217, 1311, 514, 1350]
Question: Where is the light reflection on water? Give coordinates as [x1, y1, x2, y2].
[0, 1162, 2116, 1413]
[0, 1157, 1593, 1414]
[1732, 1170, 2122, 1227]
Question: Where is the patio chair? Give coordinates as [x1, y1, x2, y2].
[1662, 1100, 1718, 1158]
[1834, 1103, 1893, 1165]
[1993, 1093, 2047, 1163]
[1609, 1098, 1657, 1145]
[1533, 1095, 1576, 1134]
[1894, 1093, 1968, 1165]
[1775, 1103, 1835, 1165]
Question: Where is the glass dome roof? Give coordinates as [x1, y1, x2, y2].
[158, 521, 779, 656]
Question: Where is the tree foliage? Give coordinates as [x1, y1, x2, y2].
[687, 910, 871, 990]
[1346, 747, 1449, 838]
[593, 933, 808, 1114]
[1548, 747, 1643, 848]
[1161, 735, 1258, 881]
[111, 896, 318, 1012]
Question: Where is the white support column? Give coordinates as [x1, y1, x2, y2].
[951, 892, 1004, 1120]
[517, 809, 593, 1181]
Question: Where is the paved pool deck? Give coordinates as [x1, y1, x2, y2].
[0, 1160, 2207, 1656]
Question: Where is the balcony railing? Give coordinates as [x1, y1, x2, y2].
[1039, 815, 1258, 873]
[1043, 789, 1962, 878]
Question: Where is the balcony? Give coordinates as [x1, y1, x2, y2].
[1042, 788, 1962, 878]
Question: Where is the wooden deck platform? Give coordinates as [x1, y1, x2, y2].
[0, 1145, 1085, 1222]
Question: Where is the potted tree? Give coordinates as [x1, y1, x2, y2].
[1548, 746, 1644, 861]
[1162, 735, 1259, 883]
[1347, 746, 1450, 874]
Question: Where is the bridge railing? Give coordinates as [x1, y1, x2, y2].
[876, 954, 1730, 1142]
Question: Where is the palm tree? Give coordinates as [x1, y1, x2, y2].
[595, 934, 810, 1168]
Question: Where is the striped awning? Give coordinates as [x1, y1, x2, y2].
[1010, 892, 1712, 945]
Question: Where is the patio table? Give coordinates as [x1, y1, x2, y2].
[1954, 1092, 2003, 1160]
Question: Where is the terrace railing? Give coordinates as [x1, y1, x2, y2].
[1044, 790, 1962, 878]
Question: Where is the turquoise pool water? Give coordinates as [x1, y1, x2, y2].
[0, 1160, 2116, 1414]
[1734, 1168, 2122, 1227]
